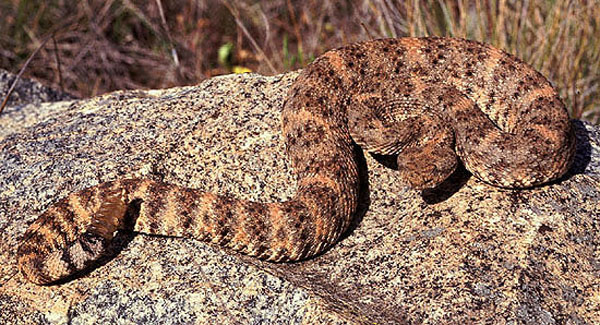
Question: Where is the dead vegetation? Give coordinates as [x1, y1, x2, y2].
[1, 0, 598, 123]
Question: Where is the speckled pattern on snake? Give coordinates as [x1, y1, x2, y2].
[18, 37, 576, 285]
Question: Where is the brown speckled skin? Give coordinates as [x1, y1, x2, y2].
[17, 37, 575, 284]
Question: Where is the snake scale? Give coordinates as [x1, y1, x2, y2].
[18, 37, 576, 284]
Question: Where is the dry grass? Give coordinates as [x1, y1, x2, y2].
[1, 0, 598, 123]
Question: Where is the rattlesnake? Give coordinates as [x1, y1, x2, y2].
[18, 37, 575, 285]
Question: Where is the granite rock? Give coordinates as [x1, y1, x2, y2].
[0, 70, 598, 324]
[0, 69, 75, 139]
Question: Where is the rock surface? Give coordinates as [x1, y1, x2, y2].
[0, 70, 598, 324]
[0, 69, 75, 139]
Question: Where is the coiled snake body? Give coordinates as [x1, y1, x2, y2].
[18, 37, 575, 284]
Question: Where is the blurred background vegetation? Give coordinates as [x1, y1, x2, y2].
[0, 0, 598, 123]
